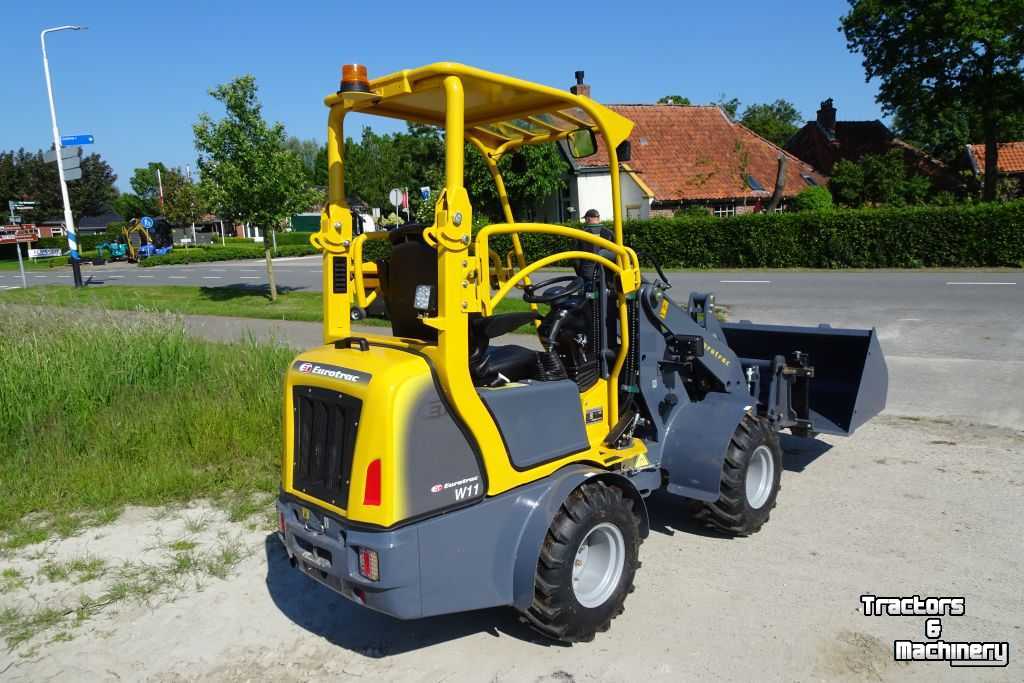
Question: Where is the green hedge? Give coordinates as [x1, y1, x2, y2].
[354, 202, 1022, 269]
[138, 244, 316, 267]
[485, 202, 1024, 269]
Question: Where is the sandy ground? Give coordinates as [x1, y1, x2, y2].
[1, 414, 1020, 682]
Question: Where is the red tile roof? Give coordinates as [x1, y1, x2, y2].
[579, 105, 826, 201]
[968, 142, 1024, 174]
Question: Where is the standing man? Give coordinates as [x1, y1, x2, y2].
[583, 208, 602, 228]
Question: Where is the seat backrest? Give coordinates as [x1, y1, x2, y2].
[378, 226, 438, 341]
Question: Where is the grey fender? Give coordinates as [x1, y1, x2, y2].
[660, 393, 751, 502]
[510, 465, 649, 610]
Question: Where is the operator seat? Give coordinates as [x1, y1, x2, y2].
[469, 313, 540, 385]
[376, 224, 437, 342]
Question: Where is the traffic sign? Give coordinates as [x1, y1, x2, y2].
[388, 188, 403, 208]
[60, 134, 94, 147]
[64, 167, 82, 182]
[44, 146, 81, 163]
[141, 216, 155, 229]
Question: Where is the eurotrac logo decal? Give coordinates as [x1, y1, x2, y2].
[292, 361, 371, 384]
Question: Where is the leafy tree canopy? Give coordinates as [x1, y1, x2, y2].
[739, 99, 803, 146]
[0, 148, 117, 224]
[841, 0, 1024, 200]
[657, 95, 691, 105]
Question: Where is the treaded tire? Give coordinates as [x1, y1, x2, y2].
[522, 480, 641, 642]
[695, 414, 782, 536]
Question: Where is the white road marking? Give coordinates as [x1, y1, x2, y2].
[946, 282, 1016, 286]
[168, 276, 186, 279]
[108, 275, 124, 279]
[138, 275, 154, 278]
[239, 276, 260, 279]
[898, 318, 922, 322]
[56, 275, 71, 278]
[33, 275, 48, 278]
[719, 280, 771, 284]
[202, 276, 223, 280]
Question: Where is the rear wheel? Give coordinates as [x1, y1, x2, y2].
[695, 414, 782, 536]
[522, 480, 641, 642]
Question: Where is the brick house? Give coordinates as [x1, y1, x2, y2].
[544, 75, 826, 221]
[785, 99, 959, 192]
[965, 142, 1024, 196]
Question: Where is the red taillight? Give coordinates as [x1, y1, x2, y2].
[363, 459, 381, 506]
[358, 547, 379, 582]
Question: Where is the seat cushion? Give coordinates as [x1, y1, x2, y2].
[477, 344, 537, 383]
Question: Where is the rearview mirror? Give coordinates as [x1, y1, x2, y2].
[567, 128, 597, 159]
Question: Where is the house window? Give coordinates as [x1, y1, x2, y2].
[801, 174, 818, 186]
[626, 206, 641, 221]
[712, 204, 736, 218]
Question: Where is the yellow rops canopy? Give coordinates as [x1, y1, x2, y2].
[324, 62, 634, 157]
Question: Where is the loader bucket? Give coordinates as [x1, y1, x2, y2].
[721, 322, 888, 436]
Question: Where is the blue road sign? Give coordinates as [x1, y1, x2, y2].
[60, 134, 94, 147]
[140, 216, 155, 230]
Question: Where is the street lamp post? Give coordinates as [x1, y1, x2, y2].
[40, 25, 86, 287]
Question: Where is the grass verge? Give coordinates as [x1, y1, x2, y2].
[0, 284, 541, 328]
[0, 307, 292, 550]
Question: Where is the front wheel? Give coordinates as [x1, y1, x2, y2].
[522, 480, 641, 642]
[695, 414, 783, 536]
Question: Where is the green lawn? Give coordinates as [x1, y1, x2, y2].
[0, 259, 57, 271]
[0, 284, 539, 327]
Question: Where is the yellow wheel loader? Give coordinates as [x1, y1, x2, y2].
[276, 63, 888, 642]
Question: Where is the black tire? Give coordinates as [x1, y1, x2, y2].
[522, 480, 641, 642]
[695, 414, 782, 536]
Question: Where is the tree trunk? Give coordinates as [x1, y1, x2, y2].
[265, 245, 277, 301]
[982, 111, 999, 202]
[766, 155, 788, 212]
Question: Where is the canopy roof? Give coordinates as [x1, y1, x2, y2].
[324, 62, 634, 155]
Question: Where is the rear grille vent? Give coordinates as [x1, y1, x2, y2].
[332, 257, 348, 293]
[292, 386, 362, 508]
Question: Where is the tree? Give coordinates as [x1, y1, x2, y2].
[893, 102, 1024, 167]
[284, 137, 323, 185]
[841, 1, 1024, 201]
[739, 99, 802, 146]
[0, 148, 117, 224]
[162, 168, 206, 230]
[464, 142, 568, 223]
[128, 162, 169, 215]
[790, 186, 834, 212]
[194, 75, 318, 300]
[829, 150, 933, 207]
[657, 95, 691, 105]
[713, 96, 741, 120]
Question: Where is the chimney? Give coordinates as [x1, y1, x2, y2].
[570, 70, 590, 98]
[817, 98, 837, 133]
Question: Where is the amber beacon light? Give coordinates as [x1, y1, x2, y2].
[340, 64, 370, 92]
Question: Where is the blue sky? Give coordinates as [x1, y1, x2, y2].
[2, 1, 882, 191]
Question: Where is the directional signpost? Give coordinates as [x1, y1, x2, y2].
[60, 134, 94, 146]
[44, 145, 83, 182]
[5, 201, 38, 289]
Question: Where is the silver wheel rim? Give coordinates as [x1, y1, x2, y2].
[746, 445, 775, 510]
[572, 522, 625, 608]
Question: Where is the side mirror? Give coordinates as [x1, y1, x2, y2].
[567, 128, 597, 159]
[616, 140, 632, 162]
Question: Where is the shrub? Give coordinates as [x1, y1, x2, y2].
[138, 244, 315, 267]
[790, 186, 833, 212]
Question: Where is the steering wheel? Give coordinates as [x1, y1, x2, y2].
[522, 275, 585, 304]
